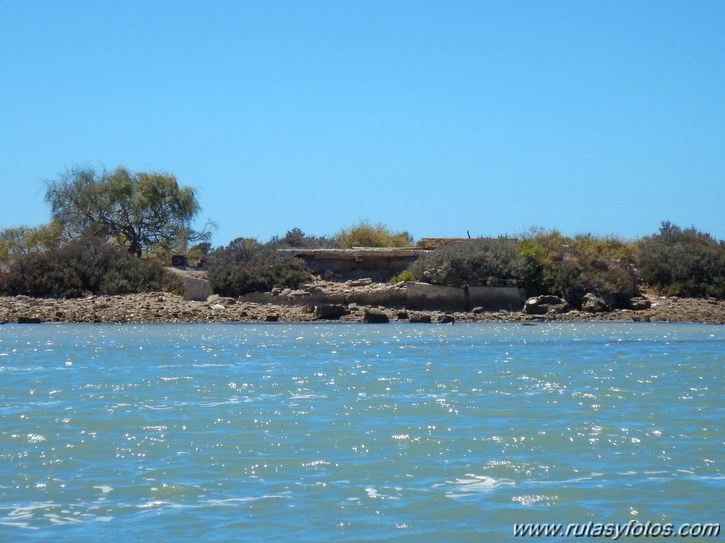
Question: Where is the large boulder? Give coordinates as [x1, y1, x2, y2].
[314, 304, 349, 320]
[409, 313, 432, 323]
[182, 277, 213, 301]
[17, 316, 43, 324]
[581, 293, 611, 313]
[523, 295, 571, 315]
[363, 308, 389, 323]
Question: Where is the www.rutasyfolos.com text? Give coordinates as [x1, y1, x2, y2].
[513, 520, 720, 539]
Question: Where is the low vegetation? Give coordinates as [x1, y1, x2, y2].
[405, 223, 723, 307]
[0, 236, 182, 298]
[408, 238, 524, 287]
[206, 236, 311, 297]
[638, 222, 725, 298]
[335, 220, 413, 248]
[517, 230, 638, 307]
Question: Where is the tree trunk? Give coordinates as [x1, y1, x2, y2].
[128, 238, 142, 257]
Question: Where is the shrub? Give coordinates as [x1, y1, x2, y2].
[518, 229, 637, 307]
[206, 237, 311, 297]
[335, 221, 413, 248]
[518, 229, 569, 295]
[574, 234, 638, 264]
[408, 238, 525, 287]
[390, 270, 415, 283]
[638, 222, 725, 298]
[268, 228, 340, 249]
[0, 236, 183, 298]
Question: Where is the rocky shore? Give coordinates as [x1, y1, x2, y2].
[1, 279, 723, 325]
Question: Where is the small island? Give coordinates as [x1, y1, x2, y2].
[1, 166, 723, 325]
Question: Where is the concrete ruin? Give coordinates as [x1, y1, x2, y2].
[239, 281, 527, 312]
[277, 247, 427, 282]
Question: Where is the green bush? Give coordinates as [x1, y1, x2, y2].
[335, 221, 413, 248]
[408, 238, 525, 287]
[0, 236, 183, 298]
[405, 230, 637, 307]
[269, 228, 340, 249]
[518, 229, 637, 307]
[638, 222, 725, 298]
[390, 270, 415, 283]
[206, 237, 311, 297]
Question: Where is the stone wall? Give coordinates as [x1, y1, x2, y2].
[407, 282, 527, 312]
[238, 281, 527, 312]
[405, 283, 465, 311]
[468, 286, 528, 312]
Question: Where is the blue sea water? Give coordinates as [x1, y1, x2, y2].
[0, 322, 722, 542]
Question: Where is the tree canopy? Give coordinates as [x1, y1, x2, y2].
[45, 166, 209, 256]
[0, 222, 62, 260]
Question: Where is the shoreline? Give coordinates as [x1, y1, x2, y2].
[2, 291, 724, 325]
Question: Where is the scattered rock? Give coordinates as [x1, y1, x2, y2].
[265, 314, 280, 322]
[0, 280, 722, 325]
[396, 310, 409, 320]
[438, 315, 455, 324]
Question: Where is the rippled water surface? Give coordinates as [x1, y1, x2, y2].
[0, 323, 723, 541]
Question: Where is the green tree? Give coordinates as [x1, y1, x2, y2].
[45, 166, 210, 257]
[0, 222, 63, 261]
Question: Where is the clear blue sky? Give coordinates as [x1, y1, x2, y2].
[2, 1, 724, 245]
